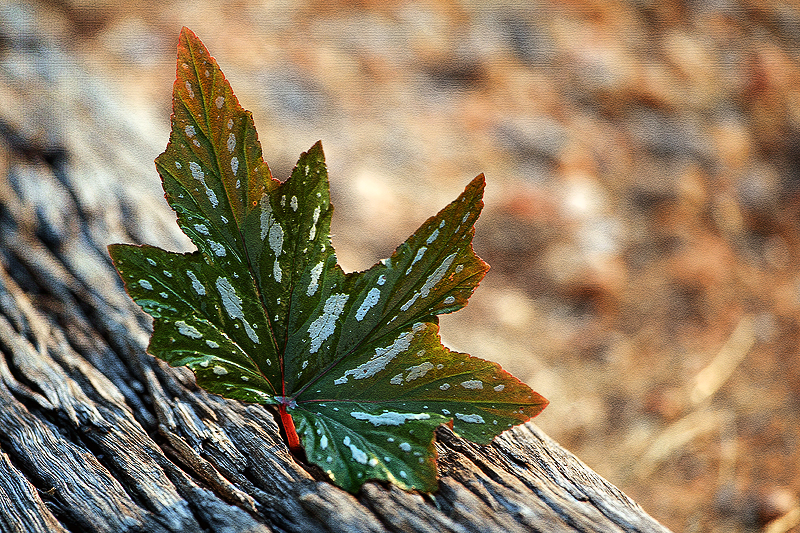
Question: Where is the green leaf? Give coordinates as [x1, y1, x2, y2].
[109, 27, 548, 494]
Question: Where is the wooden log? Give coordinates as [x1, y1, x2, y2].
[0, 6, 671, 532]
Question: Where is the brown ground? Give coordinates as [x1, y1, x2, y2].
[9, 1, 800, 531]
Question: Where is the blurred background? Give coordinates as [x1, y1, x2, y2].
[2, 1, 800, 531]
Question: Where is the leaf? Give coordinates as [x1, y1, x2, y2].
[109, 27, 548, 493]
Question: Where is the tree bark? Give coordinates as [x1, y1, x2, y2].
[0, 9, 671, 533]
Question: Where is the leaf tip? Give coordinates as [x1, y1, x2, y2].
[469, 174, 486, 204]
[179, 26, 199, 43]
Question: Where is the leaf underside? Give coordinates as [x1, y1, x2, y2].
[109, 27, 548, 493]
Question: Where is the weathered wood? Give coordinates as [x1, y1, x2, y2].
[0, 6, 671, 533]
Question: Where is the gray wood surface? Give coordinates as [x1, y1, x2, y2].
[0, 6, 671, 532]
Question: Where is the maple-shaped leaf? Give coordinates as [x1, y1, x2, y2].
[109, 27, 548, 493]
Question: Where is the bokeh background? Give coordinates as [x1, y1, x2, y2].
[3, 1, 800, 531]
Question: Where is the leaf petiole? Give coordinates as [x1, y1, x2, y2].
[278, 402, 302, 453]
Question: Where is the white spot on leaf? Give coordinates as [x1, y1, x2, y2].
[407, 246, 427, 274]
[184, 125, 196, 137]
[213, 365, 228, 376]
[185, 81, 194, 98]
[290, 196, 298, 211]
[355, 288, 381, 321]
[404, 362, 434, 382]
[308, 293, 349, 353]
[399, 293, 420, 312]
[208, 241, 226, 257]
[193, 224, 209, 235]
[414, 253, 457, 303]
[307, 261, 324, 296]
[205, 340, 219, 349]
[273, 259, 282, 283]
[189, 162, 218, 207]
[176, 320, 202, 339]
[227, 133, 236, 152]
[216, 277, 260, 344]
[187, 271, 205, 295]
[439, 383, 450, 391]
[231, 157, 239, 176]
[333, 330, 413, 384]
[320, 435, 328, 450]
[494, 384, 505, 392]
[399, 442, 411, 452]
[309, 206, 321, 240]
[343, 436, 368, 464]
[139, 279, 153, 290]
[455, 413, 485, 424]
[350, 411, 430, 426]
[460, 380, 483, 389]
[269, 223, 284, 258]
[426, 229, 439, 244]
[215, 95, 225, 108]
[260, 200, 285, 281]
